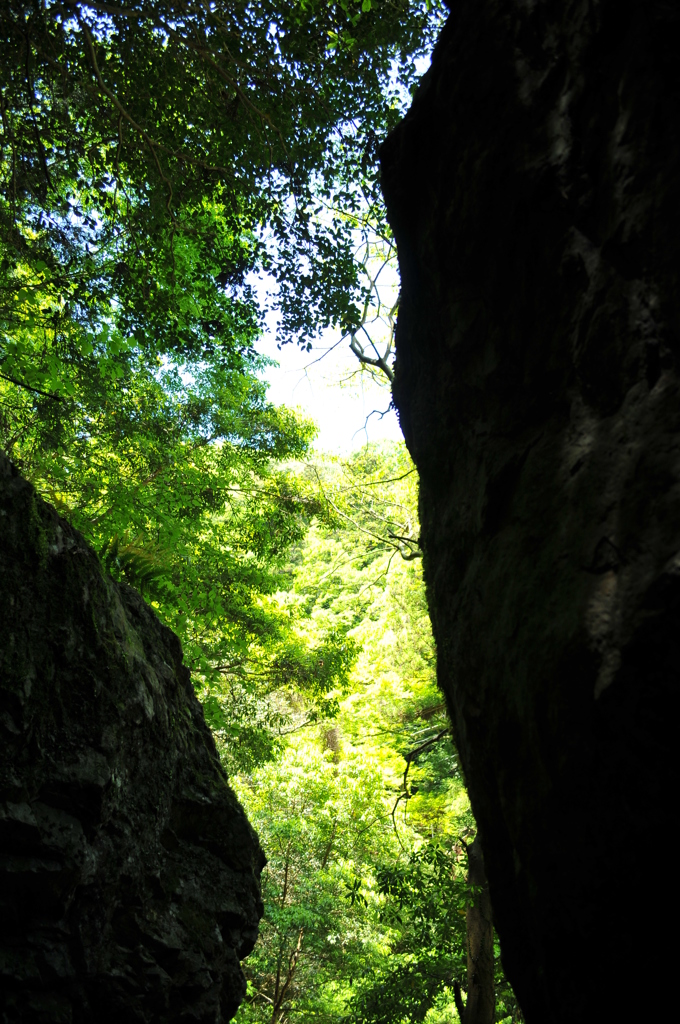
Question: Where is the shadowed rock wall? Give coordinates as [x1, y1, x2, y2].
[381, 1, 680, 1020]
[0, 456, 264, 1022]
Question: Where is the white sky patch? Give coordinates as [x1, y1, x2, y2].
[255, 295, 403, 454]
[250, 49, 438, 455]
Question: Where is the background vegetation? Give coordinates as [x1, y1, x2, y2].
[227, 446, 522, 1024]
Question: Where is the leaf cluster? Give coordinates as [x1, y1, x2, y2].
[350, 841, 472, 1024]
[0, 0, 446, 410]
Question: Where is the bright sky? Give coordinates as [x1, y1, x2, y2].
[254, 285, 404, 455]
[251, 50, 438, 454]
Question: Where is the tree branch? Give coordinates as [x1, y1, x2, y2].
[402, 728, 451, 791]
[70, 3, 233, 194]
[0, 371, 64, 401]
[454, 979, 466, 1022]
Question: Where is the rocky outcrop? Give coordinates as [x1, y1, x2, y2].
[0, 456, 264, 1022]
[381, 2, 680, 1021]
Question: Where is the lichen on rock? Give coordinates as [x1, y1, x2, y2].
[0, 455, 264, 1022]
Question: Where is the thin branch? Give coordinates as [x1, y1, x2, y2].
[0, 371, 65, 401]
[390, 790, 408, 852]
[402, 728, 451, 791]
[391, 728, 452, 851]
[74, 9, 174, 210]
[333, 467, 417, 490]
[387, 531, 419, 547]
[75, 1, 144, 16]
[271, 927, 304, 1024]
[454, 980, 466, 1022]
[323, 491, 416, 559]
[73, 0, 286, 156]
[71, 4, 233, 186]
[278, 717, 313, 737]
[353, 402, 399, 448]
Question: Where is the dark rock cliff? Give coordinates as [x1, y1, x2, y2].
[381, 1, 680, 1020]
[0, 456, 264, 1022]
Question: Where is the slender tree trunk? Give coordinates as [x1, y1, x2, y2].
[271, 927, 304, 1024]
[455, 838, 495, 1024]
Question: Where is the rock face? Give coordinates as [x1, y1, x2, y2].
[0, 456, 264, 1022]
[381, 2, 680, 1020]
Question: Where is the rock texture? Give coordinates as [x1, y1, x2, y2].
[0, 456, 264, 1022]
[381, 2, 680, 1020]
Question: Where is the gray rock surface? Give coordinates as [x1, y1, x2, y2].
[381, 2, 680, 1020]
[0, 455, 264, 1022]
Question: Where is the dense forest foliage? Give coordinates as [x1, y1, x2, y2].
[227, 446, 522, 1024]
[1, 2, 521, 1022]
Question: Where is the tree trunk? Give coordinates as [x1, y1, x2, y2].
[464, 838, 495, 1024]
[271, 927, 304, 1024]
[455, 838, 495, 1024]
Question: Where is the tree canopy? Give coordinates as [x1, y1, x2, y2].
[0, 0, 444, 717]
[1, 0, 441, 412]
[0, 0, 443, 607]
